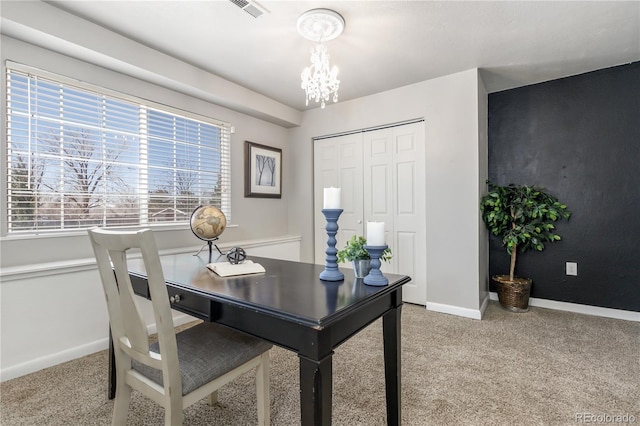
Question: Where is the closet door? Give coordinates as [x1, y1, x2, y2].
[390, 122, 426, 305]
[314, 122, 426, 306]
[314, 134, 364, 265]
[363, 129, 395, 274]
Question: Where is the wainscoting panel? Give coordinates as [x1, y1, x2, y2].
[0, 235, 300, 381]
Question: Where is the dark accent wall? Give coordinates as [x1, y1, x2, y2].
[488, 62, 640, 312]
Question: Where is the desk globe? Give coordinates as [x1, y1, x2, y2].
[190, 205, 226, 262]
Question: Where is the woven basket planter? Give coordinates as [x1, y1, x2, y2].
[493, 275, 533, 313]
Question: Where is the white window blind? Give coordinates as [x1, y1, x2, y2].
[5, 65, 231, 234]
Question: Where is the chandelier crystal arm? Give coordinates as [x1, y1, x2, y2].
[300, 44, 340, 108]
[297, 9, 344, 109]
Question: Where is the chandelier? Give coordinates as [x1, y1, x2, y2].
[297, 9, 345, 109]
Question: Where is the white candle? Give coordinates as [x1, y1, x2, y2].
[323, 187, 341, 209]
[366, 221, 385, 246]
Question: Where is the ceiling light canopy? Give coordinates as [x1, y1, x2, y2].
[297, 9, 345, 42]
[298, 9, 345, 109]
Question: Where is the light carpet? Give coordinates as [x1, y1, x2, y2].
[1, 302, 638, 425]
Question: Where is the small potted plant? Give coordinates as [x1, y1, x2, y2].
[337, 235, 392, 278]
[480, 181, 571, 312]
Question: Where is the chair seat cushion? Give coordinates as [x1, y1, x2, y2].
[132, 322, 272, 395]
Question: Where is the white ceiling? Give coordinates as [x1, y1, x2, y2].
[37, 1, 640, 111]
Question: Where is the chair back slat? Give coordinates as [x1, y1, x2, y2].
[109, 248, 150, 355]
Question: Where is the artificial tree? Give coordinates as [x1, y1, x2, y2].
[480, 181, 571, 310]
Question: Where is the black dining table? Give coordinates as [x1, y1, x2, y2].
[112, 253, 411, 425]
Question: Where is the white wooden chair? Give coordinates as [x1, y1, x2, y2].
[88, 228, 271, 426]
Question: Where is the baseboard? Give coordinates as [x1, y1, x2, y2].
[1, 338, 108, 382]
[479, 293, 490, 317]
[489, 292, 640, 322]
[426, 301, 484, 320]
[0, 312, 199, 383]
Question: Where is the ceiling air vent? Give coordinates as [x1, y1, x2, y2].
[229, 0, 269, 18]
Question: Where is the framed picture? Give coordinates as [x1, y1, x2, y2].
[244, 141, 282, 198]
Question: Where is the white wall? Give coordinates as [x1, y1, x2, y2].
[289, 69, 489, 318]
[1, 267, 109, 380]
[477, 73, 490, 311]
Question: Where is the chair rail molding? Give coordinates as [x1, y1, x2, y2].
[0, 235, 301, 282]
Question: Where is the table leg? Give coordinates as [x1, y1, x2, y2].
[383, 305, 402, 426]
[299, 352, 333, 426]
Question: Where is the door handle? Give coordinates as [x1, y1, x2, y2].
[357, 220, 362, 224]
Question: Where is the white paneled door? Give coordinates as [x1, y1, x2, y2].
[385, 122, 426, 305]
[314, 133, 364, 267]
[314, 121, 426, 305]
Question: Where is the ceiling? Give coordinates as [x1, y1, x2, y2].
[36, 1, 640, 111]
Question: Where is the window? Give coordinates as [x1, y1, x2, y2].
[5, 64, 230, 235]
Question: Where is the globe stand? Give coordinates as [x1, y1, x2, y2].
[194, 237, 222, 263]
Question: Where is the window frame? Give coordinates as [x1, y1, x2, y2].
[4, 61, 231, 236]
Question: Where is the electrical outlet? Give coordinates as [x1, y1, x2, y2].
[566, 262, 578, 276]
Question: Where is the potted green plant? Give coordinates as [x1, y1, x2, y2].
[337, 235, 393, 278]
[480, 181, 571, 312]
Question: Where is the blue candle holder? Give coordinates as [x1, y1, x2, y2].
[363, 245, 389, 286]
[319, 209, 344, 282]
